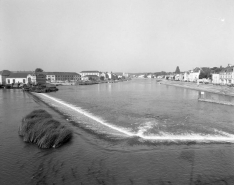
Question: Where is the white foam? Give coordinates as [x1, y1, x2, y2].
[139, 133, 234, 142]
[36, 93, 234, 143]
[137, 122, 155, 136]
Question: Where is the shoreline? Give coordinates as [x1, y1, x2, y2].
[160, 80, 234, 97]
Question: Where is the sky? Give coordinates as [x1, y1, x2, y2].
[1, 0, 234, 73]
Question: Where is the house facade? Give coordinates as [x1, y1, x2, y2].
[188, 68, 200, 82]
[0, 70, 11, 85]
[27, 73, 46, 85]
[123, 73, 129, 78]
[212, 74, 220, 84]
[44, 72, 56, 82]
[5, 73, 28, 84]
[51, 72, 80, 82]
[82, 75, 99, 81]
[27, 72, 81, 83]
[27, 74, 37, 84]
[100, 72, 108, 80]
[219, 66, 234, 85]
[175, 74, 180, 81]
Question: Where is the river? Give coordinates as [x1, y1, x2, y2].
[1, 79, 234, 185]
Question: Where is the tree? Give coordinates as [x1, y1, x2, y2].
[175, 66, 180, 74]
[211, 67, 222, 74]
[35, 68, 43, 73]
[199, 67, 211, 79]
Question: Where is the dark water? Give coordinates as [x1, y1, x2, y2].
[1, 79, 234, 185]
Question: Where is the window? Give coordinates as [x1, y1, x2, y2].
[8, 79, 10, 84]
[23, 79, 25, 83]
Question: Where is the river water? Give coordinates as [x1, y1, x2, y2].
[1, 79, 234, 185]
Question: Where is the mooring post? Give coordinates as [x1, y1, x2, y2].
[201, 91, 205, 99]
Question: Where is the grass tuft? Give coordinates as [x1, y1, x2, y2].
[19, 109, 72, 148]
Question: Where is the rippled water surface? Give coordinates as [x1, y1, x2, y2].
[1, 79, 234, 185]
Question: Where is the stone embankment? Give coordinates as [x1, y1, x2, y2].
[159, 80, 234, 97]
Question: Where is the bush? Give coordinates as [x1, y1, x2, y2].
[19, 109, 72, 148]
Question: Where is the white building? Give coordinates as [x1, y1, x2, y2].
[175, 74, 180, 81]
[123, 72, 129, 78]
[212, 74, 220, 84]
[138, 75, 145, 78]
[188, 68, 200, 82]
[5, 73, 28, 84]
[219, 66, 234, 85]
[27, 74, 37, 84]
[0, 70, 11, 85]
[183, 72, 189, 81]
[147, 74, 153, 78]
[45, 73, 56, 82]
[100, 72, 108, 80]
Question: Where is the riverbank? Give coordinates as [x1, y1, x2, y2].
[160, 80, 234, 97]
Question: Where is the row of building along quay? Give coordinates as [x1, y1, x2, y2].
[0, 69, 130, 87]
[153, 64, 234, 86]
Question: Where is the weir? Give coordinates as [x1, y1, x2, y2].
[34, 93, 234, 143]
[37, 93, 134, 137]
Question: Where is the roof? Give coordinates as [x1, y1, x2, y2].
[42, 72, 80, 76]
[6, 72, 28, 78]
[193, 67, 200, 73]
[0, 70, 11, 76]
[84, 75, 99, 77]
[220, 66, 234, 73]
[80, 71, 100, 73]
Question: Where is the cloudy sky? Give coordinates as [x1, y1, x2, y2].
[1, 0, 234, 72]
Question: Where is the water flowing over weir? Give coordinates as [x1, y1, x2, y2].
[34, 93, 234, 144]
[34, 93, 133, 138]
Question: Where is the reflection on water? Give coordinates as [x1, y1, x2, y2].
[1, 80, 234, 185]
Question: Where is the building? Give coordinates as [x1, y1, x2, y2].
[5, 72, 28, 84]
[168, 73, 175, 80]
[106, 72, 118, 80]
[44, 72, 56, 82]
[219, 65, 234, 85]
[123, 72, 129, 78]
[188, 67, 200, 82]
[212, 74, 220, 84]
[27, 73, 46, 85]
[80, 71, 100, 77]
[82, 75, 99, 81]
[27, 74, 37, 84]
[175, 74, 180, 81]
[0, 70, 11, 85]
[36, 73, 47, 84]
[147, 74, 153, 78]
[114, 72, 128, 79]
[183, 72, 189, 81]
[47, 72, 81, 82]
[99, 72, 108, 80]
[179, 73, 184, 81]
